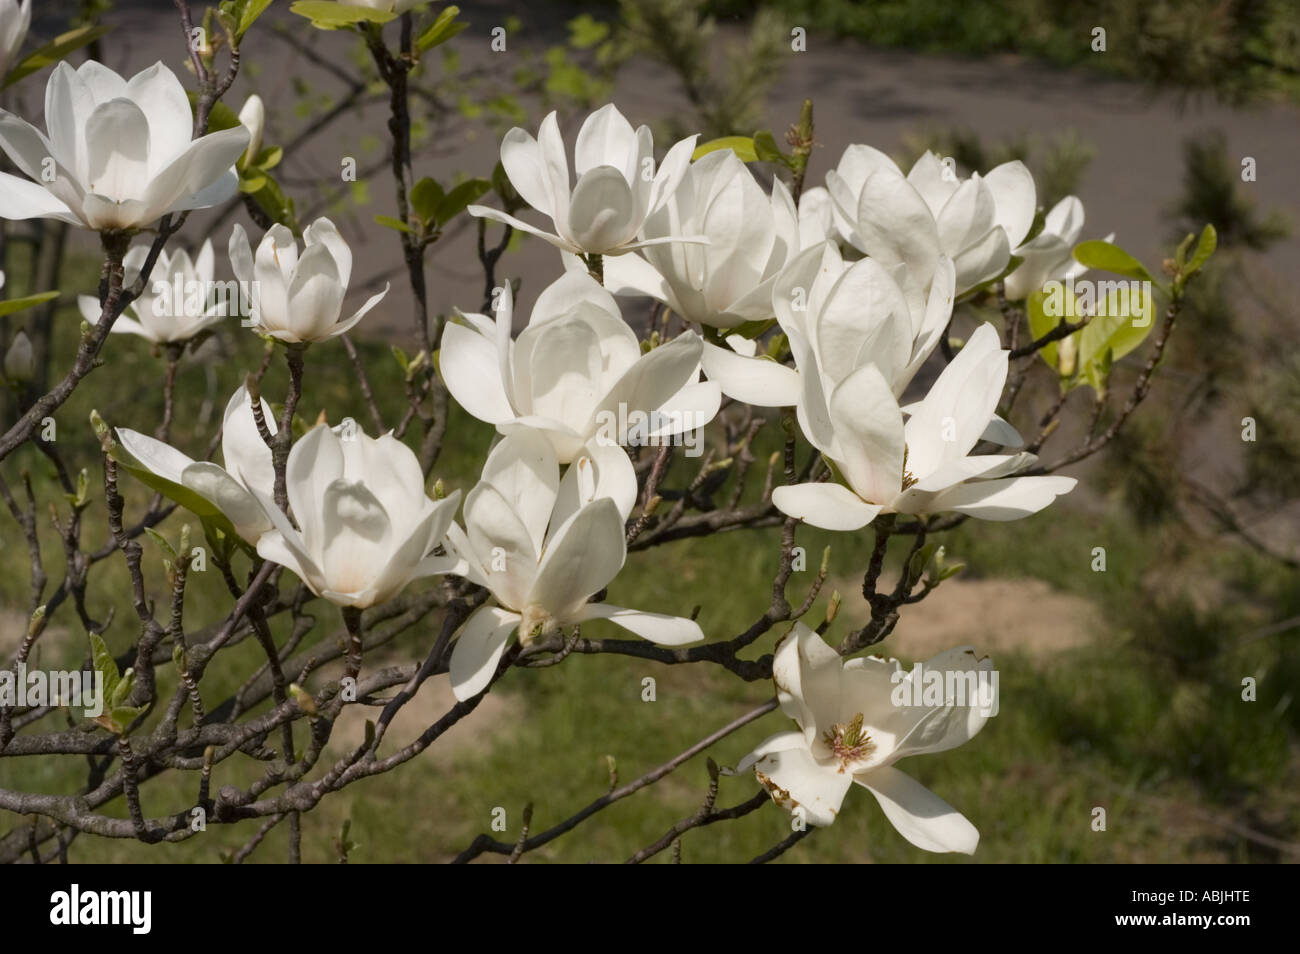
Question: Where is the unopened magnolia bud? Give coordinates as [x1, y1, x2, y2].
[238, 94, 265, 169]
[1058, 335, 1078, 377]
[4, 330, 34, 383]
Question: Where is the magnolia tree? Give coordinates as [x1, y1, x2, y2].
[0, 0, 1215, 864]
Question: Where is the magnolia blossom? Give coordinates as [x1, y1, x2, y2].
[738, 624, 991, 853]
[116, 386, 275, 542]
[77, 240, 226, 344]
[229, 218, 387, 343]
[826, 147, 1035, 298]
[440, 271, 720, 463]
[3, 331, 33, 383]
[601, 149, 802, 329]
[237, 95, 265, 169]
[1004, 196, 1113, 301]
[774, 323, 1076, 530]
[468, 103, 701, 256]
[446, 431, 703, 700]
[254, 423, 461, 609]
[700, 241, 955, 408]
[0, 0, 30, 80]
[0, 61, 248, 230]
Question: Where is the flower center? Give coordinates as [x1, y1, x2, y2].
[519, 605, 558, 645]
[822, 712, 875, 771]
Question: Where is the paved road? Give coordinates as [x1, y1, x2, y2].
[25, 0, 1300, 339]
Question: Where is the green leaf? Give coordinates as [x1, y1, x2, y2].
[3, 25, 110, 89]
[416, 6, 468, 52]
[692, 136, 757, 163]
[89, 632, 121, 704]
[290, 1, 395, 29]
[410, 177, 445, 224]
[1071, 240, 1155, 283]
[1078, 283, 1155, 371]
[1185, 224, 1217, 277]
[238, 172, 268, 193]
[117, 461, 239, 542]
[435, 178, 491, 224]
[245, 173, 298, 232]
[236, 0, 275, 39]
[253, 145, 283, 171]
[1025, 286, 1076, 370]
[374, 214, 414, 234]
[729, 318, 776, 340]
[145, 527, 178, 564]
[752, 130, 789, 166]
[192, 95, 242, 133]
[0, 291, 59, 318]
[109, 668, 135, 711]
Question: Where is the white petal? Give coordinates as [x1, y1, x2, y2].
[772, 483, 881, 532]
[449, 605, 521, 701]
[855, 765, 979, 854]
[930, 475, 1077, 520]
[983, 160, 1037, 248]
[700, 341, 800, 407]
[529, 497, 625, 619]
[439, 320, 516, 425]
[114, 427, 194, 484]
[571, 602, 703, 645]
[753, 742, 853, 827]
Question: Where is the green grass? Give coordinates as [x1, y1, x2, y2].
[1, 295, 1296, 864]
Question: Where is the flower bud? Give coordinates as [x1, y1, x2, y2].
[3, 329, 34, 383]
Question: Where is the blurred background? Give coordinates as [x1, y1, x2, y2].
[2, 0, 1298, 862]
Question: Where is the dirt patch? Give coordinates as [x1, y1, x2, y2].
[327, 671, 520, 764]
[847, 578, 1101, 663]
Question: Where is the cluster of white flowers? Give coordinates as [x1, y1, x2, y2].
[0, 64, 1104, 855]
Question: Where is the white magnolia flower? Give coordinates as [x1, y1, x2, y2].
[601, 149, 801, 329]
[77, 239, 225, 344]
[774, 323, 1076, 530]
[229, 218, 388, 343]
[1004, 196, 1113, 301]
[796, 185, 836, 248]
[700, 241, 955, 408]
[468, 103, 702, 257]
[0, 61, 249, 230]
[116, 385, 275, 542]
[440, 271, 720, 464]
[446, 431, 703, 700]
[826, 146, 1036, 298]
[738, 623, 991, 853]
[236, 95, 265, 169]
[254, 423, 462, 609]
[4, 330, 33, 383]
[0, 0, 31, 81]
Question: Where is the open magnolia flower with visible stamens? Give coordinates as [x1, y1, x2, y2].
[77, 239, 226, 344]
[467, 103, 703, 257]
[253, 422, 461, 609]
[0, 61, 248, 230]
[774, 323, 1076, 530]
[826, 146, 1036, 298]
[115, 385, 275, 543]
[229, 218, 388, 343]
[738, 623, 993, 853]
[446, 431, 703, 700]
[440, 272, 719, 464]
